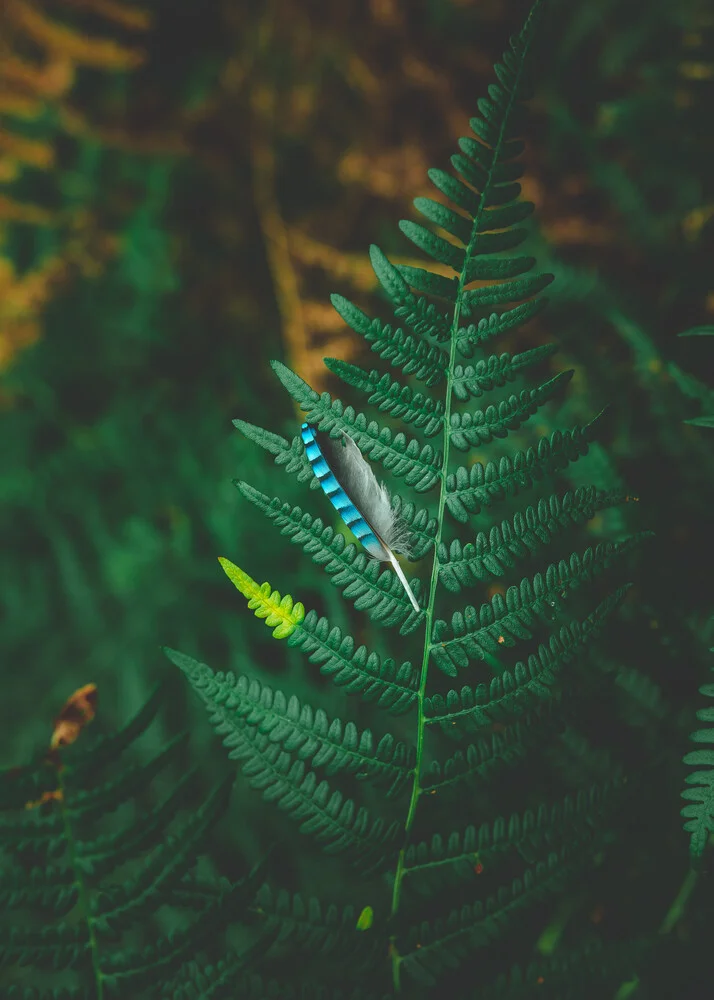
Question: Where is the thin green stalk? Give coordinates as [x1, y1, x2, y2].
[658, 867, 699, 935]
[387, 9, 538, 990]
[57, 767, 104, 1000]
[388, 303, 459, 992]
[613, 864, 703, 999]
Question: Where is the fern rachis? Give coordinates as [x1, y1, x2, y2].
[169, 1, 647, 994]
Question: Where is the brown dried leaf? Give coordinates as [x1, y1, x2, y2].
[50, 683, 98, 750]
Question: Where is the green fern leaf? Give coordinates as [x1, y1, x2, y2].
[462, 272, 554, 312]
[438, 488, 634, 592]
[455, 298, 548, 359]
[166, 648, 401, 865]
[445, 415, 606, 523]
[451, 344, 558, 401]
[177, 3, 647, 995]
[430, 540, 646, 673]
[270, 361, 442, 492]
[103, 873, 264, 992]
[398, 851, 572, 985]
[0, 695, 240, 997]
[290, 610, 418, 714]
[330, 293, 448, 386]
[76, 769, 201, 880]
[422, 711, 556, 793]
[253, 883, 380, 963]
[448, 370, 573, 451]
[218, 557, 305, 638]
[67, 732, 189, 821]
[369, 244, 452, 342]
[232, 421, 437, 556]
[426, 587, 633, 731]
[164, 649, 412, 791]
[322, 359, 444, 437]
[682, 652, 714, 861]
[476, 937, 649, 1000]
[404, 782, 616, 890]
[235, 485, 424, 634]
[213, 553, 420, 710]
[91, 778, 232, 935]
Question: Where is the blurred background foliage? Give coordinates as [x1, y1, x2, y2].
[1, 0, 714, 989]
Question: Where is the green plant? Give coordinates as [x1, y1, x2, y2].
[674, 326, 714, 429]
[0, 686, 268, 998]
[681, 647, 714, 862]
[165, 3, 653, 996]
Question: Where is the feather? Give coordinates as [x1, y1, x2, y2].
[300, 422, 420, 612]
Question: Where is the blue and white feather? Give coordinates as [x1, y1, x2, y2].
[300, 422, 420, 612]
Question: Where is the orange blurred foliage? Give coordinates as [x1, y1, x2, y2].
[0, 0, 150, 371]
[24, 683, 98, 809]
[50, 682, 98, 750]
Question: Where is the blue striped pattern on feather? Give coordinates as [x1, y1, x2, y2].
[300, 422, 420, 613]
[300, 422, 386, 559]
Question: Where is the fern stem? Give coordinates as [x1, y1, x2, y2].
[57, 767, 105, 1000]
[387, 8, 539, 988]
[659, 866, 699, 935]
[613, 866, 702, 999]
[389, 309, 459, 993]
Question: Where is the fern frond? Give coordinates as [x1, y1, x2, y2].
[451, 345, 559, 402]
[271, 361, 441, 492]
[232, 421, 437, 556]
[330, 293, 448, 386]
[289, 610, 419, 715]
[399, 851, 572, 985]
[214, 557, 419, 711]
[175, 3, 649, 996]
[0, 922, 89, 972]
[253, 883, 379, 962]
[445, 415, 606, 523]
[422, 712, 554, 793]
[461, 272, 554, 312]
[449, 370, 573, 452]
[681, 652, 714, 861]
[103, 873, 264, 992]
[430, 541, 645, 674]
[163, 647, 412, 791]
[323, 359, 445, 437]
[475, 936, 649, 1000]
[166, 648, 401, 865]
[165, 934, 278, 1000]
[1, 695, 240, 996]
[426, 587, 632, 733]
[91, 780, 232, 934]
[0, 865, 78, 915]
[218, 557, 305, 638]
[66, 683, 165, 775]
[235, 486, 424, 635]
[455, 299, 549, 359]
[75, 770, 201, 880]
[64, 732, 189, 820]
[369, 245, 453, 342]
[6, 988, 94, 1000]
[438, 488, 632, 592]
[0, 807, 64, 852]
[404, 782, 616, 887]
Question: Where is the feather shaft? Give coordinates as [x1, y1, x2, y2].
[385, 549, 420, 613]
